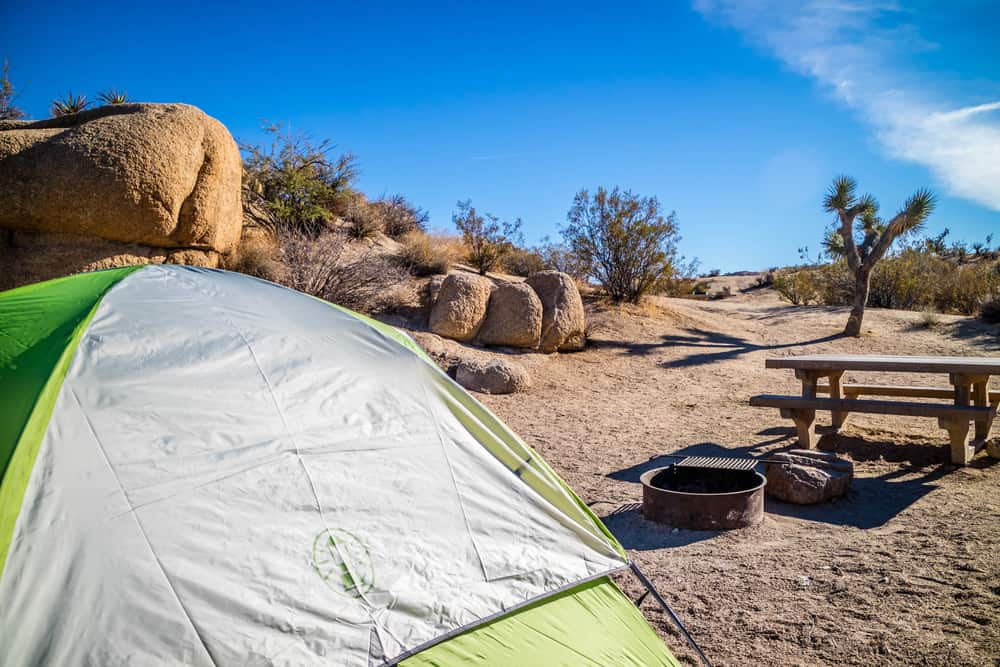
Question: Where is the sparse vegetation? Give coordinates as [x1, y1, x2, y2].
[562, 186, 681, 303]
[0, 59, 25, 120]
[51, 92, 90, 117]
[453, 200, 523, 275]
[822, 175, 936, 336]
[241, 123, 359, 236]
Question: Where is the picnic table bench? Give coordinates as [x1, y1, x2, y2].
[750, 355, 1000, 465]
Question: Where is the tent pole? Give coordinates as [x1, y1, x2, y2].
[630, 562, 714, 667]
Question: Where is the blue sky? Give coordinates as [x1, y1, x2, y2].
[2, 1, 997, 271]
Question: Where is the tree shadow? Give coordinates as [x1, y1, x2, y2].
[588, 327, 845, 368]
[946, 318, 1000, 351]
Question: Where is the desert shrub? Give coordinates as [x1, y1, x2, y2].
[773, 269, 818, 305]
[344, 199, 381, 240]
[278, 230, 407, 314]
[241, 123, 358, 236]
[224, 233, 285, 283]
[504, 246, 547, 276]
[398, 231, 460, 276]
[371, 194, 429, 238]
[918, 309, 941, 328]
[932, 261, 1000, 315]
[981, 296, 1000, 324]
[453, 200, 523, 275]
[536, 238, 590, 279]
[779, 252, 999, 316]
[563, 186, 681, 303]
[711, 286, 732, 300]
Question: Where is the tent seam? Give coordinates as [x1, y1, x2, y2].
[207, 289, 404, 655]
[67, 387, 219, 667]
[416, 366, 490, 583]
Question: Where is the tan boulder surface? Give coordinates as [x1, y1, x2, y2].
[525, 270, 586, 352]
[429, 273, 494, 341]
[477, 281, 543, 348]
[455, 358, 532, 394]
[764, 449, 854, 504]
[0, 103, 242, 287]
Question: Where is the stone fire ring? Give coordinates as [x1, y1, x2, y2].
[640, 465, 766, 530]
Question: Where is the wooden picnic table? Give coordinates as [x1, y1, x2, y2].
[750, 354, 1000, 465]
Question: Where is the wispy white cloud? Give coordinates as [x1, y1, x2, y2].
[694, 0, 1000, 211]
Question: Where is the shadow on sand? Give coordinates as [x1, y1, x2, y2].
[588, 327, 845, 368]
[605, 436, 995, 537]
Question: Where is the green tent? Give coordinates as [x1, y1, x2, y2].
[0, 265, 680, 666]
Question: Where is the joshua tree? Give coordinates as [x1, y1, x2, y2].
[823, 175, 936, 336]
[98, 88, 130, 105]
[50, 92, 90, 117]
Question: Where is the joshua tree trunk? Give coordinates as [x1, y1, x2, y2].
[844, 269, 871, 337]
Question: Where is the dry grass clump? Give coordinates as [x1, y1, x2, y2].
[223, 232, 285, 283]
[398, 231, 462, 276]
[344, 199, 382, 240]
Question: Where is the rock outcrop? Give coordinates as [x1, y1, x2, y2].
[455, 358, 532, 394]
[765, 450, 853, 504]
[0, 103, 242, 288]
[476, 281, 543, 348]
[525, 271, 586, 352]
[429, 273, 494, 341]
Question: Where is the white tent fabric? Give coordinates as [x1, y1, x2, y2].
[0, 266, 625, 666]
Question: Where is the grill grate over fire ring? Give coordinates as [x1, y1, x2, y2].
[640, 465, 766, 530]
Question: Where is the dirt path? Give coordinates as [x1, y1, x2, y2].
[476, 290, 1000, 666]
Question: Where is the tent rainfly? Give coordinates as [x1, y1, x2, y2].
[0, 265, 682, 666]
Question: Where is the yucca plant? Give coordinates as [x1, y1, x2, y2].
[823, 175, 936, 336]
[98, 88, 129, 105]
[50, 92, 90, 117]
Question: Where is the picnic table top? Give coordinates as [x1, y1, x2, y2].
[765, 354, 1000, 375]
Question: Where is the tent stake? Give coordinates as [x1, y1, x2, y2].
[630, 562, 714, 667]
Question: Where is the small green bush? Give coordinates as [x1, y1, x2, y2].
[773, 269, 818, 305]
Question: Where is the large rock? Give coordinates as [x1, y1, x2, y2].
[765, 450, 853, 504]
[429, 273, 494, 341]
[0, 103, 242, 256]
[477, 281, 543, 348]
[455, 358, 532, 394]
[525, 271, 586, 352]
[0, 230, 221, 291]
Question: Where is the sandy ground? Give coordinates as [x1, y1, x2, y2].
[445, 285, 999, 666]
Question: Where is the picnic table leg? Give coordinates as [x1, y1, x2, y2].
[944, 373, 980, 465]
[829, 371, 847, 430]
[971, 378, 990, 441]
[788, 369, 820, 448]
